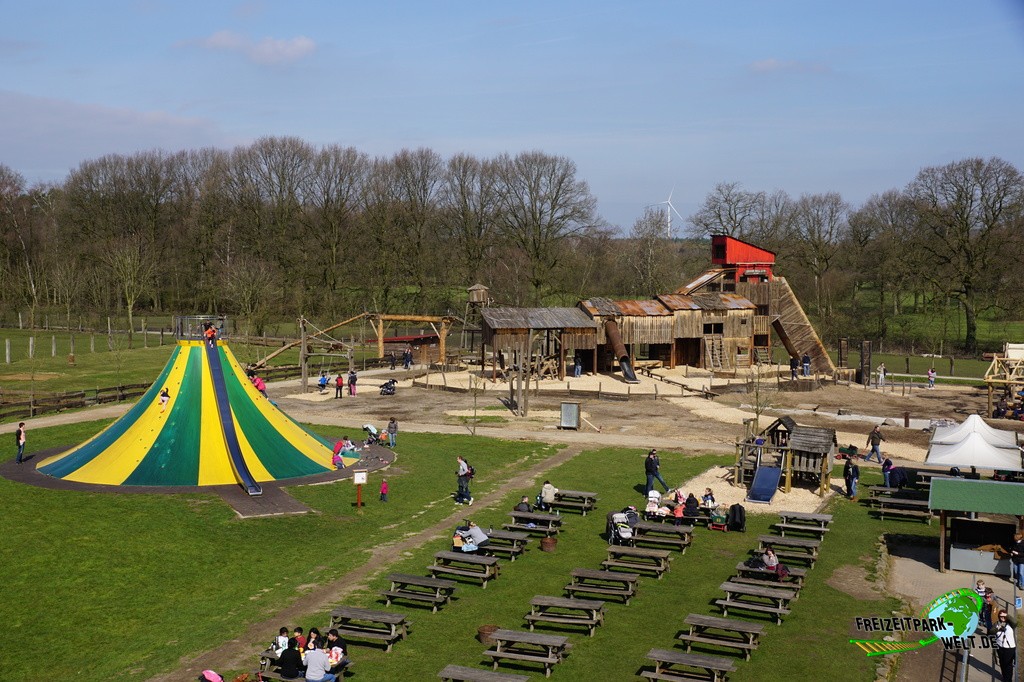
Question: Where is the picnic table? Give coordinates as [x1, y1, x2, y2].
[429, 551, 501, 588]
[640, 648, 736, 682]
[734, 561, 807, 588]
[437, 665, 529, 682]
[483, 628, 571, 678]
[548, 489, 598, 516]
[327, 605, 410, 652]
[874, 497, 932, 524]
[524, 595, 605, 637]
[381, 573, 457, 612]
[503, 510, 563, 536]
[757, 534, 821, 567]
[677, 613, 765, 661]
[715, 581, 796, 625]
[485, 529, 530, 562]
[602, 545, 672, 578]
[564, 567, 639, 604]
[631, 521, 693, 552]
[774, 511, 832, 539]
[866, 486, 927, 501]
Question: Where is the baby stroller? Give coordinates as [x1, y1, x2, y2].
[380, 379, 397, 396]
[362, 423, 381, 446]
[607, 506, 639, 545]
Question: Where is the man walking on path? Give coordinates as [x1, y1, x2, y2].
[15, 422, 26, 464]
[644, 449, 670, 495]
[866, 425, 886, 463]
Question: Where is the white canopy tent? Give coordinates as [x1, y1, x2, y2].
[930, 414, 1018, 450]
[926, 432, 1024, 471]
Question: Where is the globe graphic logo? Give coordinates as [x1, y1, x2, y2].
[924, 589, 981, 641]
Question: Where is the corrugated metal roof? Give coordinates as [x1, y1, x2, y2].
[676, 269, 727, 294]
[929, 478, 1024, 514]
[612, 299, 672, 316]
[481, 307, 597, 330]
[789, 426, 837, 454]
[656, 294, 702, 311]
[690, 292, 756, 310]
[579, 297, 620, 317]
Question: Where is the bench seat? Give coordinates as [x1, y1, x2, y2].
[524, 613, 602, 637]
[563, 583, 634, 603]
[774, 522, 830, 535]
[642, 648, 736, 682]
[677, 632, 756, 660]
[715, 598, 790, 625]
[429, 564, 496, 586]
[875, 507, 932, 524]
[632, 535, 689, 552]
[600, 559, 668, 578]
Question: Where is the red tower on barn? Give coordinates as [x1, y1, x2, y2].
[710, 235, 776, 282]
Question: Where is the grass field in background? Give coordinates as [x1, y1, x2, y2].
[0, 418, 944, 681]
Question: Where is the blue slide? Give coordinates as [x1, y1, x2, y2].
[746, 466, 781, 504]
[205, 343, 262, 496]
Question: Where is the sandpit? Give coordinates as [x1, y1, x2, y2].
[669, 465, 836, 516]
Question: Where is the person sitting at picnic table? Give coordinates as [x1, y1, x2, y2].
[762, 545, 779, 570]
[683, 492, 700, 517]
[272, 626, 290, 655]
[701, 487, 715, 507]
[305, 627, 323, 653]
[302, 639, 337, 682]
[325, 629, 351, 675]
[455, 520, 490, 553]
[275, 637, 305, 679]
[538, 480, 558, 511]
[514, 495, 533, 513]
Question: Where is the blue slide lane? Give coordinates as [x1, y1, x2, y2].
[746, 466, 781, 504]
[205, 342, 262, 496]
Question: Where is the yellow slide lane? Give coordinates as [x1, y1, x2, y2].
[197, 346, 237, 486]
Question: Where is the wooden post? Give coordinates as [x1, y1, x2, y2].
[938, 510, 947, 572]
[143, 318, 148, 348]
[69, 334, 75, 355]
[28, 336, 34, 359]
[18, 311, 23, 329]
[949, 356, 954, 376]
[90, 333, 95, 353]
[51, 335, 56, 357]
[5, 339, 9, 364]
[299, 318, 309, 393]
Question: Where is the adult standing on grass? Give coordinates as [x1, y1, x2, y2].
[386, 417, 398, 447]
[455, 455, 473, 505]
[14, 422, 26, 464]
[843, 457, 859, 500]
[866, 425, 886, 463]
[645, 449, 670, 495]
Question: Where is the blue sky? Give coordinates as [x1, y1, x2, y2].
[2, 1, 1023, 231]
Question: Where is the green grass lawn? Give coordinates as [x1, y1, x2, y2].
[1, 417, 948, 682]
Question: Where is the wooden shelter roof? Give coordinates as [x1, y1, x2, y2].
[481, 307, 597, 331]
[789, 426, 837, 454]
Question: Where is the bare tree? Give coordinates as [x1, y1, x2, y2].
[906, 157, 1024, 353]
[788, 192, 849, 317]
[439, 153, 498, 286]
[107, 238, 155, 348]
[492, 151, 597, 304]
[688, 182, 761, 238]
[626, 207, 676, 296]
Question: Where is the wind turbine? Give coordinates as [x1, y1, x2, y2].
[647, 189, 686, 239]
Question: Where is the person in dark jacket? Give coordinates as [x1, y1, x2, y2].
[274, 637, 304, 679]
[843, 458, 860, 500]
[683, 493, 700, 517]
[645, 449, 670, 494]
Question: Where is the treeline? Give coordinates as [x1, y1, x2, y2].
[1, 140, 1022, 353]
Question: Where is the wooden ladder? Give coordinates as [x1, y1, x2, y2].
[704, 334, 724, 371]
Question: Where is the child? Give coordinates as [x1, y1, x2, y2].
[380, 478, 388, 502]
[318, 372, 329, 394]
[159, 387, 170, 412]
[975, 579, 987, 599]
[672, 501, 685, 527]
[701, 488, 715, 507]
[272, 626, 289, 655]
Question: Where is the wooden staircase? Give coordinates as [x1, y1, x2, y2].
[769, 277, 835, 374]
[704, 334, 724, 371]
[753, 347, 771, 365]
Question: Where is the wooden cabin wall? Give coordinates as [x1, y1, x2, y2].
[619, 316, 675, 345]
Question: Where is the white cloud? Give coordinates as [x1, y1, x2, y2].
[749, 58, 829, 75]
[192, 30, 316, 65]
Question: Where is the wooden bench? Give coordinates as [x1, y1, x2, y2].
[429, 551, 500, 588]
[734, 561, 807, 588]
[774, 511, 832, 539]
[327, 605, 410, 653]
[874, 498, 932, 524]
[257, 667, 355, 681]
[523, 595, 605, 637]
[483, 629, 571, 678]
[602, 545, 672, 578]
[485, 529, 529, 562]
[548, 489, 598, 516]
[757, 534, 820, 567]
[716, 581, 796, 625]
[503, 510, 563, 536]
[631, 521, 693, 552]
[640, 648, 736, 682]
[437, 664, 529, 682]
[381, 573, 457, 613]
[564, 568, 639, 604]
[677, 613, 764, 661]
